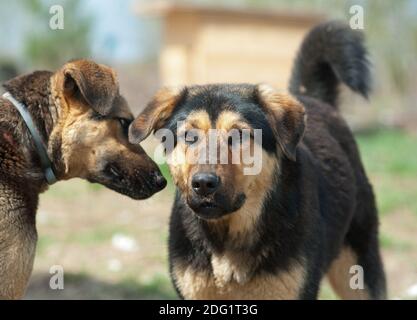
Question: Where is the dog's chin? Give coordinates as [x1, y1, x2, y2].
[188, 193, 246, 220]
[105, 182, 155, 200]
[88, 174, 159, 200]
[191, 202, 226, 220]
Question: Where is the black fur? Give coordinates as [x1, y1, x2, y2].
[163, 84, 278, 153]
[167, 21, 386, 300]
[289, 21, 371, 107]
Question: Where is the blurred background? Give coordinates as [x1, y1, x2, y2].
[0, 0, 416, 299]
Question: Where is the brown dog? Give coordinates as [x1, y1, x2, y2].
[0, 59, 166, 299]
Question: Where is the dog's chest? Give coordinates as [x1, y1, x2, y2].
[211, 252, 252, 287]
[173, 254, 305, 300]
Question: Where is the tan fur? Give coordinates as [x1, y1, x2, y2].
[168, 109, 298, 299]
[129, 86, 184, 143]
[173, 259, 305, 300]
[54, 111, 131, 179]
[257, 84, 306, 161]
[185, 110, 212, 131]
[169, 109, 279, 247]
[211, 150, 277, 246]
[168, 109, 279, 246]
[46, 62, 156, 181]
[0, 60, 161, 299]
[215, 111, 250, 131]
[0, 181, 38, 299]
[326, 246, 370, 299]
[211, 111, 278, 245]
[168, 110, 212, 191]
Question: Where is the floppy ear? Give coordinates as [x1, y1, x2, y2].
[129, 86, 186, 144]
[256, 84, 306, 161]
[63, 63, 118, 116]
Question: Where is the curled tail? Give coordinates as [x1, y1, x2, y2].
[289, 21, 371, 107]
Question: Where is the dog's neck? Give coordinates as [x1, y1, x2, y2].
[1, 71, 62, 186]
[183, 175, 279, 254]
[3, 71, 57, 142]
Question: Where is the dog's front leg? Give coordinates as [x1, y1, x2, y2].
[0, 184, 38, 300]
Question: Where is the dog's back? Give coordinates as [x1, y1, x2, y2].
[289, 21, 386, 299]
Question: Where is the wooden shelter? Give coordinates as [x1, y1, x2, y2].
[136, 2, 324, 89]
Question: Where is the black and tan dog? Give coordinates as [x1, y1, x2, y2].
[130, 22, 386, 299]
[0, 59, 166, 299]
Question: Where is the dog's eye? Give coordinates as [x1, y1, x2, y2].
[118, 118, 129, 128]
[184, 130, 199, 145]
[92, 112, 106, 121]
[228, 130, 243, 147]
[118, 118, 130, 136]
[228, 129, 252, 148]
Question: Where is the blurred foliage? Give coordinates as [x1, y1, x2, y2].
[356, 129, 417, 216]
[365, 1, 417, 100]
[0, 58, 19, 82]
[21, 0, 93, 69]
[379, 232, 413, 251]
[1, 0, 415, 104]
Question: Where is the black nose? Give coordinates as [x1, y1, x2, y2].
[152, 170, 167, 191]
[192, 173, 220, 196]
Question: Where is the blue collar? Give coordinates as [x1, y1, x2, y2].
[2, 92, 57, 185]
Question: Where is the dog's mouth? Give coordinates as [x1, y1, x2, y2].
[90, 163, 167, 200]
[188, 193, 246, 220]
[192, 201, 224, 219]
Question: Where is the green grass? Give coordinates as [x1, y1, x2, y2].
[158, 162, 174, 190]
[356, 129, 417, 216]
[356, 130, 417, 176]
[46, 179, 103, 199]
[118, 274, 177, 299]
[318, 282, 339, 300]
[379, 232, 413, 251]
[36, 235, 55, 256]
[66, 226, 130, 246]
[29, 272, 177, 299]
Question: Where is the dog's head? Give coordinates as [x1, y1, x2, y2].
[42, 60, 166, 199]
[129, 84, 305, 218]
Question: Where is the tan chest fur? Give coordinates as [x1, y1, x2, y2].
[173, 257, 305, 300]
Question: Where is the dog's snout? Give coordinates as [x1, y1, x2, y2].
[152, 170, 167, 191]
[192, 173, 220, 196]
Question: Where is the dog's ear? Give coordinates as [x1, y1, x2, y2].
[129, 86, 186, 144]
[62, 60, 118, 116]
[256, 84, 306, 161]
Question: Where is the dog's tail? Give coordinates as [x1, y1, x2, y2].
[289, 21, 371, 108]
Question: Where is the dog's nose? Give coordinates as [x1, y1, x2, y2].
[192, 173, 220, 196]
[152, 170, 167, 191]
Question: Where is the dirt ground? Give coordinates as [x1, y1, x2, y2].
[25, 131, 417, 300]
